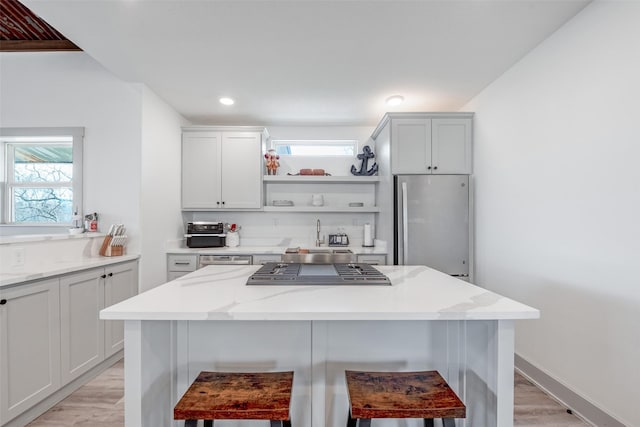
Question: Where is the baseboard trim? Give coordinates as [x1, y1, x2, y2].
[515, 354, 627, 427]
[2, 351, 123, 427]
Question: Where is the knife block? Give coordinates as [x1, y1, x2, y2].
[99, 235, 126, 257]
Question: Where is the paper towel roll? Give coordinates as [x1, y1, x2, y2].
[363, 223, 374, 247]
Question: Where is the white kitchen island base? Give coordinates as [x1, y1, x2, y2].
[102, 265, 538, 427]
[123, 318, 515, 427]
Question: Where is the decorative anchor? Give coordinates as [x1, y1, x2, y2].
[351, 145, 378, 176]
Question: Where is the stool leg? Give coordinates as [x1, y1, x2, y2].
[346, 409, 357, 427]
[442, 419, 456, 427]
[283, 421, 292, 427]
[184, 421, 197, 427]
[271, 421, 291, 427]
[204, 421, 213, 427]
[423, 419, 434, 427]
[358, 419, 372, 427]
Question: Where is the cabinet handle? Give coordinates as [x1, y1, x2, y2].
[108, 272, 113, 277]
[0, 299, 7, 305]
[101, 274, 107, 279]
[222, 201, 225, 205]
[427, 166, 432, 170]
[433, 166, 438, 170]
[216, 201, 220, 205]
[174, 262, 191, 265]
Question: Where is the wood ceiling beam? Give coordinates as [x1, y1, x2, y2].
[0, 39, 81, 52]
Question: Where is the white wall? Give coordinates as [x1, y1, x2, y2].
[0, 52, 143, 252]
[0, 52, 187, 293]
[140, 87, 187, 292]
[464, 2, 640, 426]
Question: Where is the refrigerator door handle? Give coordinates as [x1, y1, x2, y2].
[402, 182, 409, 264]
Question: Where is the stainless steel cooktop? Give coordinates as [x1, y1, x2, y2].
[246, 263, 391, 286]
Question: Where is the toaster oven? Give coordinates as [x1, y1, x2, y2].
[185, 222, 226, 248]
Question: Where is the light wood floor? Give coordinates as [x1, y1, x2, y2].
[26, 359, 591, 426]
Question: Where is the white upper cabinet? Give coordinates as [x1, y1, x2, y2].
[182, 131, 222, 209]
[391, 118, 432, 174]
[386, 113, 473, 175]
[221, 132, 262, 209]
[431, 118, 472, 174]
[182, 127, 266, 210]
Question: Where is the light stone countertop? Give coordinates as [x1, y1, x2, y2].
[166, 245, 387, 255]
[0, 254, 140, 288]
[100, 264, 539, 321]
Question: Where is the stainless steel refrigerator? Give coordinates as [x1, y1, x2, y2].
[394, 175, 470, 279]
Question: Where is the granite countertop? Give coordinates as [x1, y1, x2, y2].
[0, 254, 140, 288]
[100, 265, 540, 321]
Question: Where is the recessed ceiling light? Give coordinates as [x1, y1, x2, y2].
[219, 97, 235, 106]
[386, 95, 404, 107]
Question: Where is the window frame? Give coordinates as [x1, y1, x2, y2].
[1, 127, 84, 226]
[270, 139, 359, 157]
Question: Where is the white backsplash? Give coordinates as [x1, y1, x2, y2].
[184, 211, 377, 248]
[0, 233, 106, 273]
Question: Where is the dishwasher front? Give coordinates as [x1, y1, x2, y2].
[198, 254, 252, 267]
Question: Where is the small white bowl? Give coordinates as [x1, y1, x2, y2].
[68, 228, 84, 235]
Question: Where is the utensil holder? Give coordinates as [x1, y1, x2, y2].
[99, 235, 127, 257]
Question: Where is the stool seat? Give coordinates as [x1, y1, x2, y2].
[345, 370, 465, 421]
[174, 371, 293, 423]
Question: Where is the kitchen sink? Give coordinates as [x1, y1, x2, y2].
[281, 248, 356, 264]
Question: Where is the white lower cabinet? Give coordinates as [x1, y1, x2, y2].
[167, 254, 198, 281]
[104, 262, 138, 357]
[356, 254, 387, 265]
[0, 259, 138, 426]
[252, 254, 282, 265]
[60, 269, 104, 385]
[0, 279, 61, 425]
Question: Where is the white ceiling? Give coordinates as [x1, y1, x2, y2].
[23, 0, 590, 126]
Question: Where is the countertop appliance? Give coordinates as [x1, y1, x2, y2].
[185, 221, 226, 248]
[395, 175, 470, 279]
[247, 263, 391, 286]
[199, 254, 252, 267]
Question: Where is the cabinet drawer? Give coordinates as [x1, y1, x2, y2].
[167, 271, 191, 281]
[356, 254, 387, 265]
[252, 254, 282, 265]
[167, 255, 198, 272]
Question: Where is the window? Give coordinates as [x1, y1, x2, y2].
[1, 128, 84, 225]
[272, 140, 357, 157]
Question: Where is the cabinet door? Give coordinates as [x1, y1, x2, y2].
[104, 261, 138, 358]
[221, 132, 262, 209]
[60, 268, 105, 385]
[0, 279, 61, 424]
[431, 118, 472, 174]
[391, 118, 432, 174]
[182, 131, 222, 209]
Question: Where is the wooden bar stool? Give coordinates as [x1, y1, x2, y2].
[174, 371, 294, 427]
[345, 370, 466, 427]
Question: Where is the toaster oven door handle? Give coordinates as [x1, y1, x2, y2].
[184, 234, 227, 237]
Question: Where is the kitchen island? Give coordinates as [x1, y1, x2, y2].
[100, 265, 539, 427]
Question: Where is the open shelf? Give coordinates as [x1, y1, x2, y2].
[263, 206, 380, 213]
[263, 175, 380, 183]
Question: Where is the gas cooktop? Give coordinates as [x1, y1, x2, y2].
[246, 263, 391, 286]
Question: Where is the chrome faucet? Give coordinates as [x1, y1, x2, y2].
[316, 219, 325, 247]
